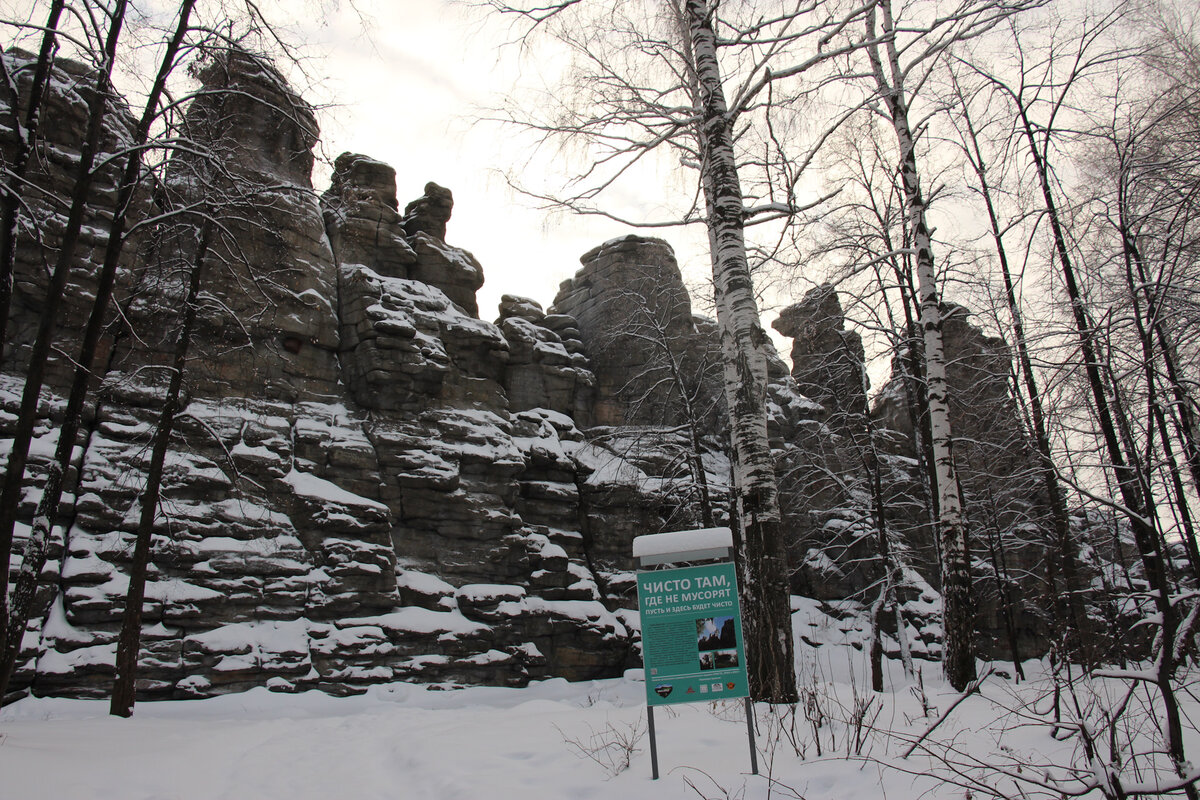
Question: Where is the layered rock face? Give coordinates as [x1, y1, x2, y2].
[496, 294, 594, 420]
[2, 50, 662, 700]
[897, 305, 1050, 658]
[2, 48, 1080, 703]
[775, 290, 1057, 659]
[552, 236, 718, 428]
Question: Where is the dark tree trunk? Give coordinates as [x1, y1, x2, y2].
[979, 479, 1025, 681]
[0, 0, 66, 354]
[1018, 106, 1195, 800]
[955, 98, 1089, 661]
[0, 0, 195, 701]
[110, 217, 210, 717]
[1117, 209, 1200, 584]
[0, 0, 128, 694]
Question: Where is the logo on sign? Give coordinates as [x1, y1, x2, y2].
[654, 684, 674, 698]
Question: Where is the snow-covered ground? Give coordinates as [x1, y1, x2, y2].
[4, 646, 1192, 800]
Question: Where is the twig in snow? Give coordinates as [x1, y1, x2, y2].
[902, 667, 994, 758]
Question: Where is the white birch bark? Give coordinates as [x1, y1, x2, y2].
[865, 0, 976, 691]
[683, 0, 797, 703]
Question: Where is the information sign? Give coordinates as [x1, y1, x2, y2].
[637, 561, 749, 706]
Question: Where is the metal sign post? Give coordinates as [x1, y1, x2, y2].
[633, 528, 758, 780]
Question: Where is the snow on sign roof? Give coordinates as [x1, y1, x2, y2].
[632, 527, 733, 566]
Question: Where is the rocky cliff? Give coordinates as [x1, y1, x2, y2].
[1, 48, 1107, 702]
[0, 50, 668, 700]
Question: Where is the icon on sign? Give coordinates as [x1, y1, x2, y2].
[686, 687, 696, 694]
[727, 682, 736, 690]
[699, 684, 709, 694]
[654, 684, 674, 698]
[713, 683, 724, 692]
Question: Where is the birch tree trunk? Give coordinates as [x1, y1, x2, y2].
[683, 0, 797, 703]
[866, 0, 976, 691]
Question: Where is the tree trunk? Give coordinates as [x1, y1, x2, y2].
[684, 0, 797, 703]
[979, 479, 1025, 681]
[0, 0, 195, 701]
[110, 217, 210, 717]
[889, 253, 943, 552]
[856, 335, 906, 690]
[867, 0, 975, 691]
[1118, 213, 1200, 565]
[0, 0, 128, 694]
[1117, 205, 1200, 583]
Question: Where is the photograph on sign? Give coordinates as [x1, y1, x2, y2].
[636, 562, 749, 706]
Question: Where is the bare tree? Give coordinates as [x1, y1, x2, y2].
[483, 0, 885, 701]
[942, 64, 1091, 664]
[856, 0, 1039, 691]
[0, 0, 202, 703]
[0, 0, 330, 705]
[109, 214, 210, 717]
[0, 0, 132, 699]
[956, 6, 1199, 791]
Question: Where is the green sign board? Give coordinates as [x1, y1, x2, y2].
[636, 561, 749, 706]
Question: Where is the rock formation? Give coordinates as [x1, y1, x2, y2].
[0, 50, 652, 701]
[495, 294, 594, 421]
[552, 236, 717, 428]
[0, 47, 1093, 703]
[774, 292, 1059, 660]
[772, 284, 868, 425]
[889, 304, 1050, 659]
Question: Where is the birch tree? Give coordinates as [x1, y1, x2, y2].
[856, 0, 1040, 691]
[485, 0, 881, 701]
[683, 0, 797, 701]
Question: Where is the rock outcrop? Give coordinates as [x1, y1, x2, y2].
[552, 236, 716, 428]
[0, 49, 144, 391]
[773, 284, 868, 425]
[774, 291, 1059, 660]
[1, 50, 653, 701]
[495, 295, 594, 421]
[1, 47, 1091, 703]
[879, 304, 1050, 659]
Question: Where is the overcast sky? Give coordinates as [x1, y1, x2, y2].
[1, 0, 748, 328]
[297, 0, 712, 323]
